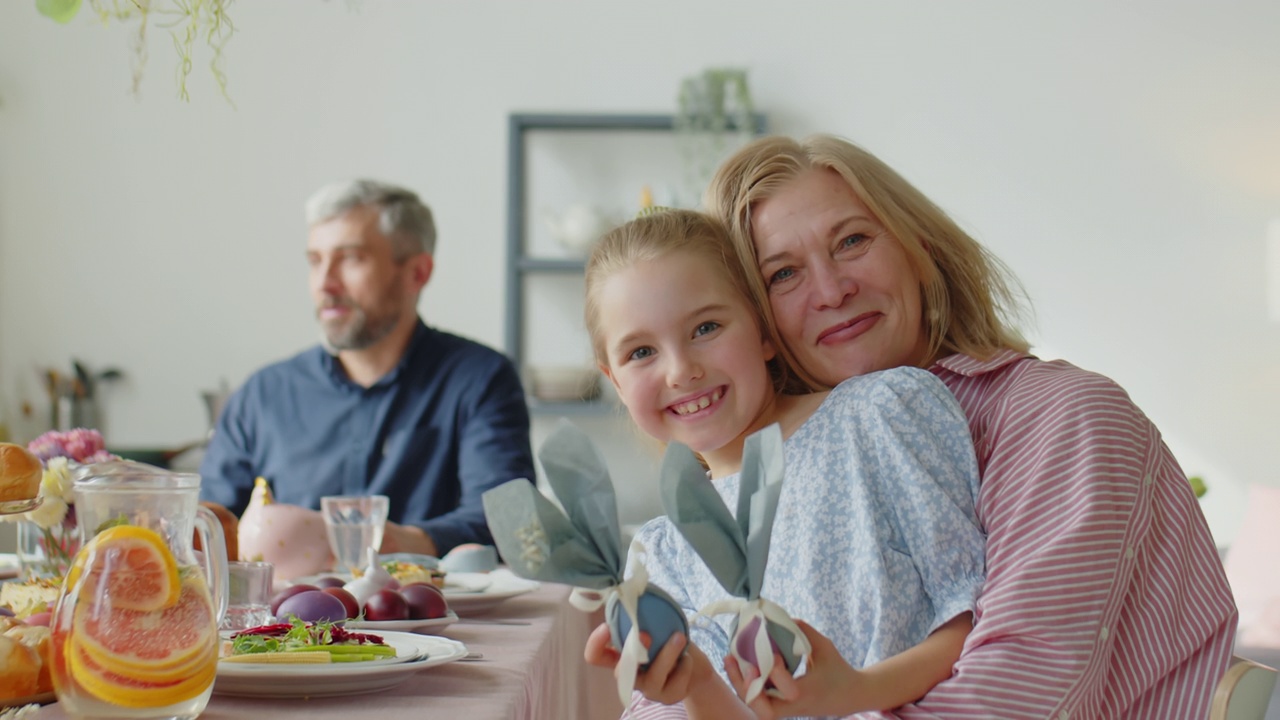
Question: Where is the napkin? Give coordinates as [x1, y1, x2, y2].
[482, 420, 687, 705]
[660, 423, 810, 703]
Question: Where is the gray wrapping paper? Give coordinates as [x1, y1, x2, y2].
[659, 423, 785, 601]
[658, 424, 809, 702]
[482, 419, 622, 588]
[482, 420, 689, 706]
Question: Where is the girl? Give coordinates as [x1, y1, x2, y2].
[582, 209, 986, 720]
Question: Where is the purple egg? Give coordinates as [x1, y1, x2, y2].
[734, 615, 766, 666]
[730, 613, 803, 675]
[276, 589, 348, 623]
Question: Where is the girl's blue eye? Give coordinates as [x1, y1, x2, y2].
[628, 347, 654, 361]
[695, 321, 720, 337]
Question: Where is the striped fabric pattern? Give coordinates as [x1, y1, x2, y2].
[868, 351, 1235, 720]
[620, 351, 1237, 720]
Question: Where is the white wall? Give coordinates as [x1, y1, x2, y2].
[1, 1, 1277, 543]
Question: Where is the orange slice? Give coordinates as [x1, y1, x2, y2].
[72, 525, 181, 612]
[66, 636, 216, 708]
[71, 576, 216, 676]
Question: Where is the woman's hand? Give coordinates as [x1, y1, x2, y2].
[725, 620, 862, 719]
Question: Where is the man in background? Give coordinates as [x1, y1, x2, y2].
[201, 179, 534, 557]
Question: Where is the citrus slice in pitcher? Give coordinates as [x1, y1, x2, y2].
[69, 524, 181, 612]
[72, 576, 217, 676]
[66, 637, 217, 708]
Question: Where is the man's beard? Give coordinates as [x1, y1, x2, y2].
[318, 298, 403, 351]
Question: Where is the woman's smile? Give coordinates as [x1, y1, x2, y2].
[817, 311, 881, 346]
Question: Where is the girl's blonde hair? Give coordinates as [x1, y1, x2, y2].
[584, 209, 792, 393]
[705, 134, 1031, 392]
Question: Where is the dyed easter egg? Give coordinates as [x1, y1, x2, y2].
[605, 583, 689, 667]
[731, 612, 804, 674]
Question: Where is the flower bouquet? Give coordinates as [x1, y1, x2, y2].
[2, 428, 116, 580]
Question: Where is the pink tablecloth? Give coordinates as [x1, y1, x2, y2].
[36, 582, 623, 720]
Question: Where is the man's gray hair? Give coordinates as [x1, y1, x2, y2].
[305, 179, 437, 258]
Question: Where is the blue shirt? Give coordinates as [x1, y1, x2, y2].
[199, 319, 535, 554]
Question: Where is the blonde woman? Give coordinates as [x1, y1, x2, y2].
[699, 134, 1236, 719]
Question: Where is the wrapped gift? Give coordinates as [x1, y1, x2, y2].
[660, 424, 810, 703]
[483, 421, 687, 705]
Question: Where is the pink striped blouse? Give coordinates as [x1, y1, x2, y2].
[623, 351, 1237, 720]
[869, 351, 1237, 719]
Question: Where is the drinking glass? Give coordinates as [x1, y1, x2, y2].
[220, 561, 275, 631]
[321, 495, 389, 574]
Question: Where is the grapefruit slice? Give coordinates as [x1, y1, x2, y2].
[71, 576, 216, 676]
[73, 525, 181, 612]
[66, 637, 216, 708]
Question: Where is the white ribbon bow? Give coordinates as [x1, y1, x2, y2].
[569, 540, 653, 707]
[697, 597, 811, 704]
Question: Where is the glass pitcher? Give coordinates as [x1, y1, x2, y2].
[51, 461, 229, 720]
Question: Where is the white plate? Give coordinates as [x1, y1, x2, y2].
[213, 632, 468, 698]
[443, 573, 492, 593]
[345, 610, 458, 633]
[443, 570, 539, 614]
[0, 497, 41, 516]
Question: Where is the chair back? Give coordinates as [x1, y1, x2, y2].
[1211, 655, 1278, 720]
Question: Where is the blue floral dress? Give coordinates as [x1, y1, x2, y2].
[633, 366, 986, 714]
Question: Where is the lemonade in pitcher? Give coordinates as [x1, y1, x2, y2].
[50, 461, 228, 720]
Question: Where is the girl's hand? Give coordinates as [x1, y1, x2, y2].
[584, 626, 719, 708]
[725, 620, 862, 719]
[583, 622, 621, 670]
[632, 632, 700, 704]
[583, 625, 694, 703]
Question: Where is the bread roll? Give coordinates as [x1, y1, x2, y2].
[0, 443, 42, 503]
[4, 625, 51, 694]
[0, 634, 40, 700]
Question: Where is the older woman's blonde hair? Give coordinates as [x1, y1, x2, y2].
[705, 134, 1030, 392]
[584, 209, 793, 393]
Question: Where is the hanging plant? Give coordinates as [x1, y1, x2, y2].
[36, 0, 236, 103]
[674, 68, 756, 206]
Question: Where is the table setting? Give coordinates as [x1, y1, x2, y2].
[0, 434, 619, 720]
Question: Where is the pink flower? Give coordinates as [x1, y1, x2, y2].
[27, 428, 112, 464]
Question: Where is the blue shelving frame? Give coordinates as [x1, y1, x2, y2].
[504, 112, 766, 414]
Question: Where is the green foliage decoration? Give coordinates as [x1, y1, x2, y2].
[674, 68, 756, 207]
[1189, 475, 1207, 498]
[36, 0, 82, 24]
[37, 0, 236, 103]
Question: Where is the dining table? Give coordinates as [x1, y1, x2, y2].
[31, 581, 626, 720]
